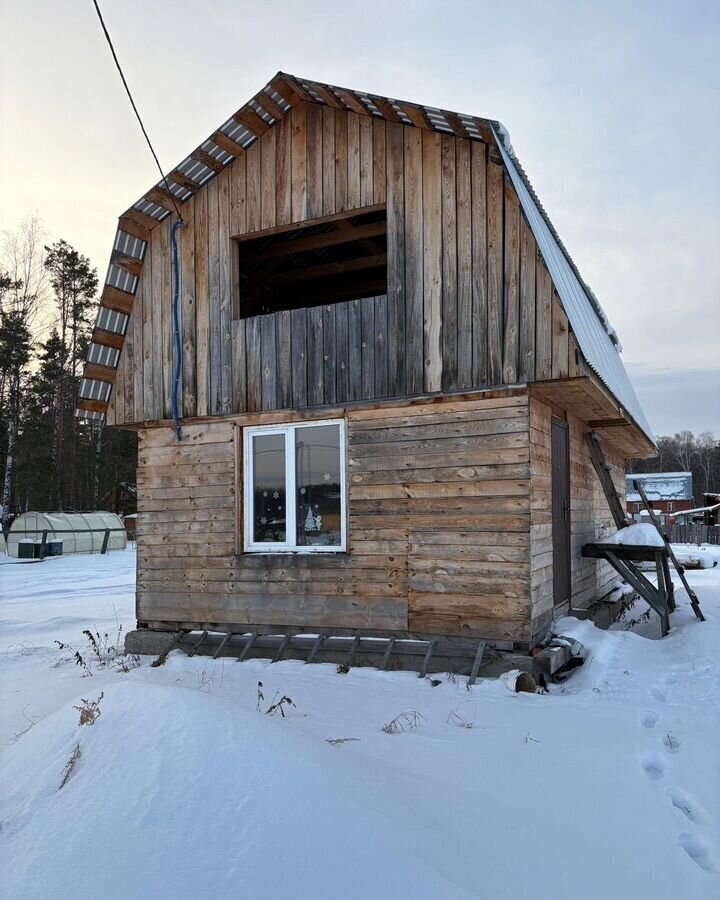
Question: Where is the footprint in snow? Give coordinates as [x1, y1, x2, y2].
[641, 752, 665, 781]
[640, 710, 659, 729]
[679, 833, 715, 872]
[650, 686, 667, 703]
[667, 787, 705, 824]
[662, 731, 682, 753]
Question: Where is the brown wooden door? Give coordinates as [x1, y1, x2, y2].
[552, 418, 571, 607]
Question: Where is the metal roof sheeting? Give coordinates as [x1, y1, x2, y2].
[492, 129, 654, 443]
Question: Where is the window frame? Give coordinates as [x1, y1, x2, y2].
[243, 418, 347, 554]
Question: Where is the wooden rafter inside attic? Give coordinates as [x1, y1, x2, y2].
[235, 205, 388, 318]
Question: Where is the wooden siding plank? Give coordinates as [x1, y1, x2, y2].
[307, 305, 324, 405]
[422, 130, 442, 393]
[535, 257, 553, 380]
[261, 313, 277, 409]
[373, 119, 386, 205]
[140, 247, 153, 420]
[322, 107, 336, 217]
[231, 318, 247, 412]
[334, 108, 348, 212]
[246, 140, 261, 233]
[518, 216, 536, 383]
[229, 149, 247, 236]
[290, 307, 308, 407]
[335, 300, 350, 402]
[503, 174, 520, 384]
[276, 308, 292, 408]
[275, 115, 291, 227]
[359, 114, 374, 207]
[291, 102, 307, 222]
[361, 297, 375, 400]
[194, 186, 209, 417]
[486, 159, 504, 385]
[347, 112, 361, 209]
[404, 126, 423, 394]
[323, 304, 337, 405]
[386, 122, 405, 397]
[207, 177, 222, 414]
[246, 315, 262, 412]
[260, 126, 277, 231]
[180, 199, 196, 417]
[441, 134, 457, 390]
[551, 291, 570, 379]
[470, 141, 488, 387]
[306, 101, 323, 219]
[218, 168, 233, 415]
[456, 139, 472, 389]
[347, 298, 362, 401]
[374, 295, 388, 398]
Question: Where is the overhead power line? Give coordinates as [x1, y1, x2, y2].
[90, 0, 183, 221]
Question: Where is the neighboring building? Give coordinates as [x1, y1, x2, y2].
[626, 472, 693, 522]
[76, 73, 656, 651]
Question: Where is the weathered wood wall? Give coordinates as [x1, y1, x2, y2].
[529, 396, 626, 638]
[107, 102, 576, 427]
[135, 389, 533, 644]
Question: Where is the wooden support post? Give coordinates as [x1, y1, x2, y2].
[188, 630, 208, 657]
[306, 634, 324, 664]
[238, 631, 257, 662]
[213, 632, 234, 659]
[101, 528, 111, 555]
[381, 638, 395, 670]
[39, 530, 48, 560]
[272, 633, 292, 663]
[419, 640, 437, 678]
[468, 640, 487, 686]
[586, 432, 630, 529]
[634, 479, 704, 622]
[654, 551, 671, 637]
[347, 634, 361, 667]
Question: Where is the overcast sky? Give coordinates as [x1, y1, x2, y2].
[2, 0, 718, 436]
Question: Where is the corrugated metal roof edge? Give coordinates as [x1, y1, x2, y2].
[491, 127, 655, 447]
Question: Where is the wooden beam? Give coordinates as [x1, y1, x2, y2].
[167, 171, 202, 193]
[232, 203, 386, 242]
[256, 91, 286, 120]
[587, 418, 630, 429]
[122, 208, 163, 231]
[288, 278, 386, 306]
[238, 221, 387, 262]
[397, 102, 430, 130]
[269, 75, 304, 106]
[305, 82, 342, 109]
[444, 112, 469, 139]
[92, 328, 125, 350]
[191, 148, 225, 173]
[84, 362, 117, 383]
[211, 131, 246, 157]
[110, 251, 142, 278]
[332, 88, 369, 115]
[102, 284, 135, 314]
[77, 397, 109, 414]
[118, 216, 150, 242]
[234, 107, 272, 138]
[586, 431, 630, 529]
[144, 187, 179, 213]
[370, 96, 401, 123]
[265, 253, 386, 286]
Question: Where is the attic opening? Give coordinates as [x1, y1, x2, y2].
[234, 205, 387, 319]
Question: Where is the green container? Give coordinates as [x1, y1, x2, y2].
[18, 540, 36, 560]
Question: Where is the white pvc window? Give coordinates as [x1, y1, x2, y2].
[244, 420, 347, 553]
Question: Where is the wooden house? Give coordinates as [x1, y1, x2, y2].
[626, 472, 694, 522]
[76, 73, 656, 654]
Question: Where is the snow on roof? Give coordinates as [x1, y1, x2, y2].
[626, 472, 693, 502]
[672, 502, 720, 518]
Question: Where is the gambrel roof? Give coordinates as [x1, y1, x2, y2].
[77, 71, 653, 443]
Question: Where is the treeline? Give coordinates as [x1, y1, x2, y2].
[0, 218, 136, 525]
[627, 431, 720, 504]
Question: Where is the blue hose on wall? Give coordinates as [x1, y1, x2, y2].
[171, 220, 184, 441]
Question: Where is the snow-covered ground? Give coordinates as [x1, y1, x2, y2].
[0, 545, 718, 900]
